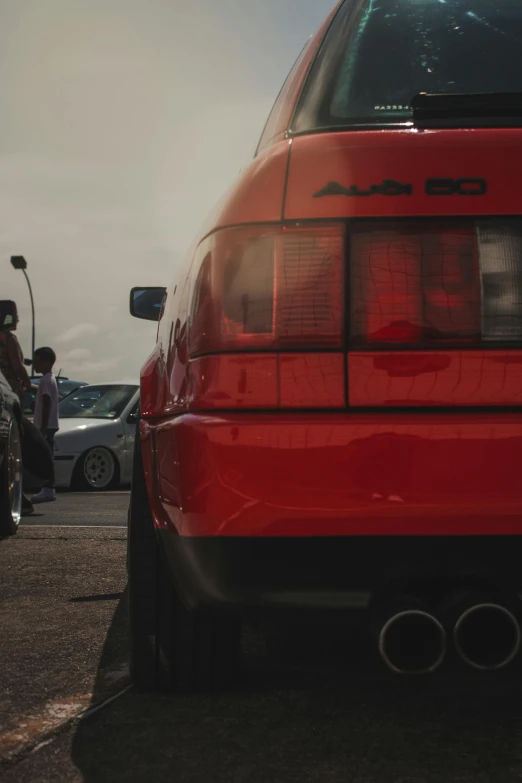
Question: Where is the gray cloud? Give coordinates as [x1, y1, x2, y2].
[64, 357, 122, 378]
[55, 324, 101, 344]
[61, 348, 92, 361]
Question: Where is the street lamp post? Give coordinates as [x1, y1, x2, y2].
[10, 255, 35, 362]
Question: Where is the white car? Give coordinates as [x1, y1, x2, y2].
[54, 383, 140, 491]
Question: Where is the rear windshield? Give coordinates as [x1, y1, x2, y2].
[292, 0, 522, 132]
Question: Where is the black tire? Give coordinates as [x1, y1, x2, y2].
[73, 446, 120, 491]
[0, 417, 23, 537]
[128, 422, 241, 693]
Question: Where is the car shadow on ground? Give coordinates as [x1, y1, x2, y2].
[71, 596, 522, 783]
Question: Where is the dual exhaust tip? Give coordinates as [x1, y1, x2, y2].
[374, 592, 521, 674]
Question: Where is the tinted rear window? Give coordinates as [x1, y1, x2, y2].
[293, 0, 522, 132]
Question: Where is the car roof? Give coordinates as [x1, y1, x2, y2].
[73, 382, 140, 388]
[30, 376, 87, 386]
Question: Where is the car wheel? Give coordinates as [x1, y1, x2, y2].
[128, 421, 241, 693]
[0, 417, 23, 537]
[74, 446, 120, 491]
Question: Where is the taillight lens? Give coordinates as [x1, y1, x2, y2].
[189, 223, 344, 356]
[350, 220, 522, 346]
[478, 223, 522, 341]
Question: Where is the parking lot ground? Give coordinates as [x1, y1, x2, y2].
[4, 495, 522, 782]
[20, 491, 130, 527]
[0, 523, 128, 766]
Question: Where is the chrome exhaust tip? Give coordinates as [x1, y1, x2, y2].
[454, 602, 521, 671]
[376, 603, 446, 675]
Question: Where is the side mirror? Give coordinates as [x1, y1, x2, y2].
[130, 287, 167, 322]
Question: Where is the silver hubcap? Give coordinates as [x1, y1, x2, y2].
[8, 419, 22, 528]
[83, 448, 115, 489]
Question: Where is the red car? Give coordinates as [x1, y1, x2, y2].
[129, 0, 522, 689]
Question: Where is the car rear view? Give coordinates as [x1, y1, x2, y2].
[129, 0, 522, 690]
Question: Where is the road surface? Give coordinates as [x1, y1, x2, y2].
[1, 492, 522, 782]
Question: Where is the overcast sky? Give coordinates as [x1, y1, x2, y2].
[1, 0, 335, 382]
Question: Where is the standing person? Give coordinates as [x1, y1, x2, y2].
[0, 300, 32, 399]
[0, 300, 37, 515]
[31, 347, 59, 504]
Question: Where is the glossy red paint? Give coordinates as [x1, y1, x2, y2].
[348, 351, 522, 407]
[185, 353, 345, 410]
[188, 355, 278, 410]
[150, 414, 522, 537]
[199, 140, 290, 235]
[139, 345, 166, 419]
[279, 354, 345, 408]
[284, 130, 521, 220]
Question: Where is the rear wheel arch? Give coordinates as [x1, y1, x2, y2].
[128, 417, 241, 693]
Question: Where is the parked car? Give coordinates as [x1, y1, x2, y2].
[54, 383, 139, 491]
[128, 0, 522, 691]
[0, 301, 23, 536]
[0, 369, 22, 536]
[22, 376, 87, 419]
[54, 377, 89, 398]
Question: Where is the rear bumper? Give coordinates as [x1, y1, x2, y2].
[158, 533, 522, 612]
[146, 413, 522, 538]
[144, 412, 522, 612]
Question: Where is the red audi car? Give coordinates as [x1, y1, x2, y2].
[129, 0, 522, 689]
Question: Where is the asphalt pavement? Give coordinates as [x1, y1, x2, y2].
[2, 493, 522, 782]
[20, 491, 129, 527]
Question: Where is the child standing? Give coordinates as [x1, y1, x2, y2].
[31, 347, 59, 504]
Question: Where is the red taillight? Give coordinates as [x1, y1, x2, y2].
[184, 218, 522, 411]
[188, 223, 345, 357]
[351, 223, 481, 345]
[350, 220, 522, 347]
